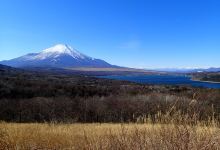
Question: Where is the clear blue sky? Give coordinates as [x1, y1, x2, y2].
[0, 0, 220, 68]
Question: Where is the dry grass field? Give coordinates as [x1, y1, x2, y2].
[0, 122, 220, 150]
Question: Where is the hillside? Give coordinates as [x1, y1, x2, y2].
[1, 61, 220, 150]
[0, 64, 220, 123]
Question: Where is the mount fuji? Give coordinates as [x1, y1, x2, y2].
[0, 44, 115, 68]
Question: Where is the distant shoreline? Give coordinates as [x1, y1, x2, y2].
[191, 79, 220, 84]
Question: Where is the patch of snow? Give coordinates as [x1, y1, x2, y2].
[26, 44, 91, 60]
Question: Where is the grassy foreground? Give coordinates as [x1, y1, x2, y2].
[0, 123, 220, 150]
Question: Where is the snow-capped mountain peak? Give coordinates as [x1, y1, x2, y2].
[43, 44, 72, 54]
[0, 44, 113, 68]
[38, 44, 87, 60]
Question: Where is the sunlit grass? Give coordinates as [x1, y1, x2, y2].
[0, 122, 219, 150]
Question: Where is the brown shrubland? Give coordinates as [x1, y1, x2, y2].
[0, 106, 220, 150]
[0, 122, 219, 150]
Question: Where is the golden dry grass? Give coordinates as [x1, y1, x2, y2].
[0, 122, 220, 150]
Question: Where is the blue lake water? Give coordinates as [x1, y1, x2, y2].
[98, 75, 220, 89]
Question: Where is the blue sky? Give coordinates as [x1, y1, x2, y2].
[0, 0, 220, 68]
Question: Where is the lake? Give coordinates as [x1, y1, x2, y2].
[98, 75, 220, 89]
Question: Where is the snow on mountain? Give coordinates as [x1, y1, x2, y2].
[0, 44, 113, 68]
[38, 44, 87, 60]
[20, 44, 89, 61]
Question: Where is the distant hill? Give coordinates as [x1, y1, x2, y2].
[192, 72, 220, 83]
